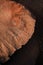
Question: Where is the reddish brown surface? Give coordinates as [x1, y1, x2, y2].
[0, 0, 36, 63]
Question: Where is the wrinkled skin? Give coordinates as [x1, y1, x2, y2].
[0, 0, 36, 63]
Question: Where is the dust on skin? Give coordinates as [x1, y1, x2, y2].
[0, 0, 36, 63]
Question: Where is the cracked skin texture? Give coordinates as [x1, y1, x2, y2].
[0, 0, 36, 63]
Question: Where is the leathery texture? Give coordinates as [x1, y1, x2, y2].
[0, 0, 36, 63]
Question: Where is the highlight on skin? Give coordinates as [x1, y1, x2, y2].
[0, 0, 36, 63]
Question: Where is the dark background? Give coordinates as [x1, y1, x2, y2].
[1, 0, 43, 65]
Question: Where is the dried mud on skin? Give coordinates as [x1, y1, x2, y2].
[0, 0, 36, 63]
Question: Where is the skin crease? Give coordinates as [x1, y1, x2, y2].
[0, 0, 36, 63]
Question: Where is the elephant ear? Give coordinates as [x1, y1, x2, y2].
[0, 1, 36, 63]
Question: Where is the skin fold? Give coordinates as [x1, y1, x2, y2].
[0, 0, 36, 63]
